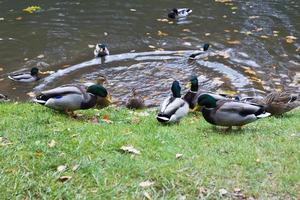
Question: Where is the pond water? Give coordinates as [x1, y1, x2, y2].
[0, 0, 299, 106]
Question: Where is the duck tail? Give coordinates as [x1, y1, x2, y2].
[156, 114, 170, 123]
[254, 106, 271, 118]
[257, 112, 271, 118]
[8, 75, 14, 81]
[33, 94, 48, 105]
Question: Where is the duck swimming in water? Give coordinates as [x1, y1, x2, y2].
[94, 43, 109, 57]
[157, 80, 189, 124]
[168, 8, 192, 19]
[8, 67, 39, 82]
[189, 43, 210, 60]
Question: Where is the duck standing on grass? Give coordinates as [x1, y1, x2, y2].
[8, 67, 40, 82]
[126, 88, 145, 110]
[197, 93, 270, 130]
[157, 80, 189, 124]
[189, 43, 210, 60]
[168, 8, 192, 19]
[34, 84, 109, 116]
[239, 91, 300, 116]
[183, 75, 233, 111]
[94, 43, 109, 57]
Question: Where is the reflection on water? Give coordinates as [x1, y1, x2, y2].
[0, 0, 299, 104]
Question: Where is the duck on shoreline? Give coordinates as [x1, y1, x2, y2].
[157, 80, 189, 124]
[34, 84, 109, 115]
[126, 88, 145, 110]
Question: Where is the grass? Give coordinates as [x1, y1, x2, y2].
[0, 102, 299, 199]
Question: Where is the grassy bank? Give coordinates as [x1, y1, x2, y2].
[0, 103, 299, 199]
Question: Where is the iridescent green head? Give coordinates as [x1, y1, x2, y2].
[190, 75, 198, 92]
[171, 80, 181, 98]
[197, 94, 217, 108]
[31, 67, 39, 76]
[87, 84, 108, 97]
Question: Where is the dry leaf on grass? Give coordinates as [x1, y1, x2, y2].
[143, 191, 152, 200]
[57, 165, 67, 172]
[130, 8, 136, 12]
[158, 31, 168, 36]
[72, 164, 80, 172]
[27, 92, 35, 97]
[37, 54, 44, 59]
[249, 16, 259, 19]
[48, 139, 56, 148]
[120, 145, 141, 155]
[139, 180, 155, 188]
[58, 175, 72, 182]
[175, 153, 183, 159]
[286, 36, 296, 44]
[16, 16, 22, 20]
[219, 188, 228, 196]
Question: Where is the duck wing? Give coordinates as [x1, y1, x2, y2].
[216, 101, 265, 116]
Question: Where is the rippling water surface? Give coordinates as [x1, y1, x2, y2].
[0, 0, 299, 105]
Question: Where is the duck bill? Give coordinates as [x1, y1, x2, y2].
[186, 82, 191, 89]
[104, 94, 112, 104]
[191, 104, 202, 112]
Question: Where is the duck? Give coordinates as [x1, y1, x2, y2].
[84, 75, 112, 108]
[8, 67, 40, 82]
[197, 93, 270, 129]
[168, 8, 192, 19]
[94, 43, 109, 57]
[239, 91, 300, 116]
[183, 75, 233, 111]
[189, 43, 210, 60]
[126, 88, 145, 110]
[34, 84, 109, 115]
[0, 94, 9, 102]
[156, 80, 189, 123]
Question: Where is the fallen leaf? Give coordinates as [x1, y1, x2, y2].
[215, 0, 232, 3]
[255, 28, 263, 32]
[16, 16, 22, 20]
[256, 158, 261, 163]
[219, 188, 228, 196]
[0, 68, 3, 71]
[224, 29, 230, 33]
[72, 164, 80, 172]
[57, 165, 67, 172]
[205, 33, 211, 36]
[234, 188, 242, 193]
[104, 32, 108, 36]
[58, 175, 72, 182]
[227, 40, 241, 45]
[249, 16, 259, 19]
[0, 18, 4, 21]
[260, 35, 269, 39]
[48, 139, 56, 148]
[120, 145, 141, 155]
[143, 191, 152, 200]
[148, 45, 156, 49]
[231, 6, 238, 10]
[198, 187, 208, 194]
[24, 58, 28, 61]
[223, 15, 227, 18]
[0, 137, 13, 146]
[130, 8, 136, 12]
[34, 150, 43, 157]
[157, 30, 168, 36]
[176, 153, 183, 159]
[182, 28, 191, 32]
[139, 180, 155, 188]
[23, 6, 42, 14]
[88, 44, 95, 48]
[37, 54, 44, 59]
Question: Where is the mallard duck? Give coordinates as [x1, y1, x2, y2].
[157, 80, 189, 123]
[183, 75, 232, 111]
[84, 76, 112, 108]
[0, 94, 9, 102]
[34, 84, 109, 114]
[239, 92, 300, 116]
[8, 67, 39, 82]
[126, 88, 145, 110]
[189, 43, 210, 59]
[168, 8, 192, 19]
[94, 43, 109, 57]
[197, 94, 270, 129]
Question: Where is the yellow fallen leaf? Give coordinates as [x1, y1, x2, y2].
[143, 191, 152, 200]
[231, 6, 238, 10]
[227, 40, 241, 45]
[244, 68, 257, 76]
[182, 28, 191, 32]
[157, 30, 168, 36]
[23, 6, 42, 14]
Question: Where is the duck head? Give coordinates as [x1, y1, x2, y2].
[94, 44, 109, 57]
[203, 43, 210, 51]
[87, 84, 108, 97]
[189, 75, 198, 92]
[31, 67, 39, 76]
[171, 80, 181, 98]
[197, 94, 217, 109]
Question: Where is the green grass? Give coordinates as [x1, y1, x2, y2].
[0, 103, 299, 199]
